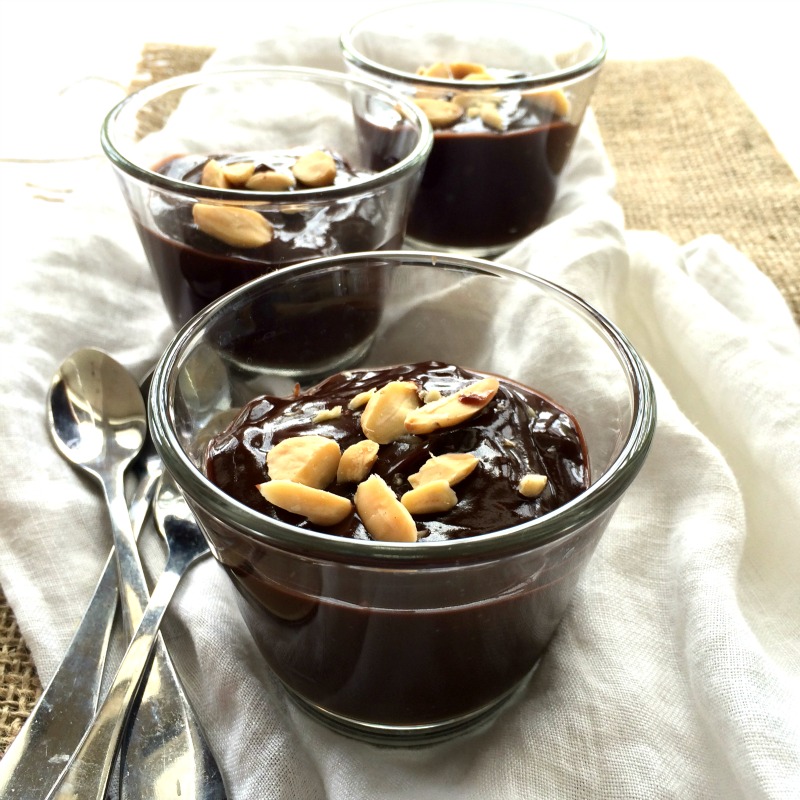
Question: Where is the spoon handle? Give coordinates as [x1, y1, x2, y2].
[45, 549, 204, 800]
[0, 484, 153, 798]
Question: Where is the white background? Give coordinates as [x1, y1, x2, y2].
[1, 0, 799, 176]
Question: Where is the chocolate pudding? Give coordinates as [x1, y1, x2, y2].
[136, 149, 403, 327]
[202, 362, 595, 729]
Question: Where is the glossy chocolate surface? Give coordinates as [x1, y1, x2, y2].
[205, 361, 588, 541]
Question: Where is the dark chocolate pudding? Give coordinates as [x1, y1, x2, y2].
[136, 150, 402, 327]
[202, 362, 596, 729]
[206, 361, 588, 540]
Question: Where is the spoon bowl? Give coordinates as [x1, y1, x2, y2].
[49, 348, 147, 480]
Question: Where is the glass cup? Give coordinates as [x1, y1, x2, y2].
[340, 1, 606, 256]
[149, 251, 656, 745]
[101, 67, 433, 328]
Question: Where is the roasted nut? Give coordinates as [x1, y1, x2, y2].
[479, 102, 505, 131]
[354, 474, 418, 543]
[360, 381, 421, 444]
[413, 97, 464, 129]
[418, 61, 452, 78]
[200, 158, 229, 188]
[522, 88, 570, 117]
[518, 473, 548, 498]
[336, 439, 380, 484]
[408, 452, 479, 488]
[258, 480, 352, 526]
[222, 161, 256, 186]
[452, 91, 502, 110]
[450, 61, 489, 80]
[405, 377, 499, 434]
[421, 388, 442, 404]
[348, 388, 375, 410]
[312, 405, 343, 424]
[463, 72, 494, 82]
[245, 170, 297, 191]
[401, 479, 458, 514]
[291, 150, 337, 187]
[192, 204, 273, 248]
[266, 435, 341, 489]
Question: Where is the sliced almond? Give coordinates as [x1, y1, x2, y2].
[266, 435, 341, 489]
[200, 158, 229, 188]
[245, 170, 297, 191]
[291, 150, 337, 187]
[360, 381, 421, 444]
[518, 473, 548, 498]
[404, 377, 500, 434]
[336, 439, 380, 484]
[312, 405, 342, 424]
[222, 161, 256, 186]
[258, 480, 352, 526]
[522, 88, 570, 117]
[479, 102, 505, 131]
[450, 61, 489, 80]
[413, 97, 464, 129]
[354, 474, 418, 543]
[401, 479, 458, 515]
[408, 452, 479, 488]
[348, 388, 375, 410]
[192, 204, 273, 248]
[418, 61, 452, 78]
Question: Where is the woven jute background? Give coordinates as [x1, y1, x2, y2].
[2, 46, 798, 757]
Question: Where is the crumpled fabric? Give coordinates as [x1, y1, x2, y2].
[1, 21, 798, 800]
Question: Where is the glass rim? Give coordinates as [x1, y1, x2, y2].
[100, 65, 434, 202]
[339, 0, 608, 90]
[149, 250, 656, 566]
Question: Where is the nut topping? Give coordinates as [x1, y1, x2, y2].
[408, 452, 479, 488]
[413, 98, 464, 129]
[479, 102, 505, 131]
[291, 150, 337, 187]
[401, 479, 458, 515]
[192, 204, 273, 248]
[200, 158, 229, 188]
[245, 170, 297, 191]
[348, 388, 375, 410]
[266, 435, 341, 489]
[258, 480, 352, 526]
[518, 473, 548, 498]
[404, 377, 499, 434]
[522, 88, 570, 117]
[360, 381, 421, 444]
[354, 474, 418, 543]
[450, 61, 490, 80]
[222, 161, 256, 186]
[336, 439, 380, 484]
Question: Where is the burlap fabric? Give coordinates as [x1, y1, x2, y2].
[1, 45, 798, 757]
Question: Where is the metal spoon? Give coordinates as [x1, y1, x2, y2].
[46, 348, 226, 799]
[0, 371, 157, 797]
[45, 472, 212, 800]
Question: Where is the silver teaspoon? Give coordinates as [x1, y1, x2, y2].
[46, 348, 225, 799]
[0, 371, 154, 798]
[45, 472, 212, 800]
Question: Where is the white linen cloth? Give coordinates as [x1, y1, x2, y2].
[1, 23, 799, 800]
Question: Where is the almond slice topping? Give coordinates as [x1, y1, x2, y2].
[245, 170, 297, 191]
[518, 473, 548, 498]
[401, 479, 458, 515]
[360, 381, 421, 444]
[408, 452, 479, 488]
[258, 480, 352, 526]
[404, 377, 499, 434]
[413, 97, 464, 129]
[291, 150, 337, 187]
[192, 204, 273, 248]
[200, 158, 229, 188]
[266, 435, 341, 489]
[337, 439, 380, 484]
[222, 161, 256, 186]
[354, 474, 418, 543]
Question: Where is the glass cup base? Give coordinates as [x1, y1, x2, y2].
[283, 665, 537, 747]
